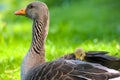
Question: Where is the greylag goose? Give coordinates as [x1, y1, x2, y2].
[15, 1, 120, 80]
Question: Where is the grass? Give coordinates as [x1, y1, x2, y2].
[0, 0, 120, 80]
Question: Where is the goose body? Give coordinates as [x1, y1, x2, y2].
[26, 59, 120, 80]
[15, 1, 120, 80]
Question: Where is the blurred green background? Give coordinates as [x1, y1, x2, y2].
[0, 0, 120, 80]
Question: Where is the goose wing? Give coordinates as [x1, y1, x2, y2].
[60, 51, 120, 70]
[85, 51, 120, 70]
[25, 60, 120, 80]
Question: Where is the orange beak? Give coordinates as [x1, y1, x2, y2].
[14, 8, 26, 15]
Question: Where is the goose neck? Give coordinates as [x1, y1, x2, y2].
[31, 19, 46, 54]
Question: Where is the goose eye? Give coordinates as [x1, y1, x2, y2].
[29, 5, 34, 9]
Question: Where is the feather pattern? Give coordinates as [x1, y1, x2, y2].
[25, 60, 120, 80]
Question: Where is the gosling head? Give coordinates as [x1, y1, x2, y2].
[74, 48, 86, 60]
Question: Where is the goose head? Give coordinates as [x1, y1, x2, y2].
[15, 2, 48, 20]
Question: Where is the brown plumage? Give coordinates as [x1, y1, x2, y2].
[15, 1, 120, 80]
[26, 60, 120, 80]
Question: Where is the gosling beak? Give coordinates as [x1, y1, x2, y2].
[14, 8, 26, 15]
